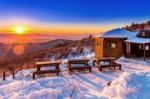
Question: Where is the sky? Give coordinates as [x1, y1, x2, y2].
[0, 0, 150, 35]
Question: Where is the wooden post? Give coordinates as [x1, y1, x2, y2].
[3, 71, 6, 81]
[68, 63, 71, 75]
[126, 42, 131, 57]
[19, 63, 22, 70]
[143, 44, 146, 61]
[33, 72, 35, 79]
[93, 60, 96, 67]
[122, 42, 126, 57]
[12, 68, 15, 79]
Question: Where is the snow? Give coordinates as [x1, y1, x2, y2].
[125, 37, 150, 44]
[0, 54, 150, 99]
[100, 28, 136, 38]
[0, 75, 84, 99]
[102, 71, 150, 99]
[100, 28, 150, 43]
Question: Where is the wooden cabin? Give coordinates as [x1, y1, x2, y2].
[95, 28, 150, 60]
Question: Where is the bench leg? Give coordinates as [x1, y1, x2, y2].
[33, 73, 36, 79]
[57, 72, 59, 75]
[99, 68, 102, 71]
[93, 61, 95, 67]
[12, 70, 15, 79]
[119, 66, 122, 71]
[89, 68, 91, 72]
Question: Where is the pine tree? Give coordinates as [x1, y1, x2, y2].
[89, 34, 93, 39]
[147, 20, 150, 24]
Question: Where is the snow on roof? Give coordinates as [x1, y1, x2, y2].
[101, 28, 136, 38]
[125, 37, 150, 44]
[100, 28, 150, 44]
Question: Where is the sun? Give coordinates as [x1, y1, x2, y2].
[16, 26, 24, 34]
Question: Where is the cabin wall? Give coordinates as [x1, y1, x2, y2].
[125, 43, 150, 57]
[95, 37, 103, 58]
[103, 38, 124, 58]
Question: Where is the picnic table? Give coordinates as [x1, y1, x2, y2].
[33, 61, 61, 79]
[93, 57, 121, 71]
[67, 59, 92, 74]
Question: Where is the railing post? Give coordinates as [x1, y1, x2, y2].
[12, 67, 15, 79]
[3, 71, 6, 81]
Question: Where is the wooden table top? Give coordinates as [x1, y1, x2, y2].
[68, 59, 89, 63]
[35, 61, 61, 66]
[94, 57, 116, 61]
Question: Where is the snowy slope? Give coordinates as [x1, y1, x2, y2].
[102, 70, 150, 99]
[0, 53, 150, 99]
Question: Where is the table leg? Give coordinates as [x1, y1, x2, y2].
[68, 63, 71, 74]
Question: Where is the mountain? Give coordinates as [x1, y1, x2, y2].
[0, 38, 94, 67]
[0, 39, 73, 63]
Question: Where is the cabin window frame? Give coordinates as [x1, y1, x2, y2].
[142, 32, 145, 37]
[145, 45, 149, 50]
[108, 43, 116, 48]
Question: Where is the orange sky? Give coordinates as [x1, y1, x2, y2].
[0, 19, 124, 35]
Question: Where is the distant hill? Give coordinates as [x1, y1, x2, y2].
[0, 38, 94, 67]
[17, 38, 94, 64]
[125, 20, 150, 32]
[0, 39, 72, 63]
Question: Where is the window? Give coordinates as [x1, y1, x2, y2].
[146, 46, 149, 50]
[139, 44, 142, 50]
[142, 32, 145, 36]
[108, 43, 116, 48]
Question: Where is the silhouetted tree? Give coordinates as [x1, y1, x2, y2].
[88, 34, 93, 39]
[147, 20, 150, 24]
[131, 23, 138, 27]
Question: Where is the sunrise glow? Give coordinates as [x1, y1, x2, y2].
[16, 26, 24, 34]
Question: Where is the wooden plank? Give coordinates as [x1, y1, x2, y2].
[68, 66, 92, 72]
[35, 61, 61, 69]
[68, 59, 89, 63]
[35, 61, 61, 66]
[68, 59, 89, 67]
[33, 69, 60, 79]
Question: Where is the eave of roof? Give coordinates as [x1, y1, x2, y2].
[98, 28, 150, 44]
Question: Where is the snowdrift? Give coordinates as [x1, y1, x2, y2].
[102, 70, 150, 99]
[0, 70, 83, 99]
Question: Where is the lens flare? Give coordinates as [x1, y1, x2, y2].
[13, 45, 25, 55]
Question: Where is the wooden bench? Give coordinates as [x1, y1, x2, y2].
[67, 59, 92, 74]
[94, 57, 122, 71]
[33, 61, 61, 79]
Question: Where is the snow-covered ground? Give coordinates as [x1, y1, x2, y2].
[0, 53, 150, 99]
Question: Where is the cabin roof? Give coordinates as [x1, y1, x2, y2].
[99, 28, 150, 44]
[125, 37, 150, 44]
[101, 28, 136, 38]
